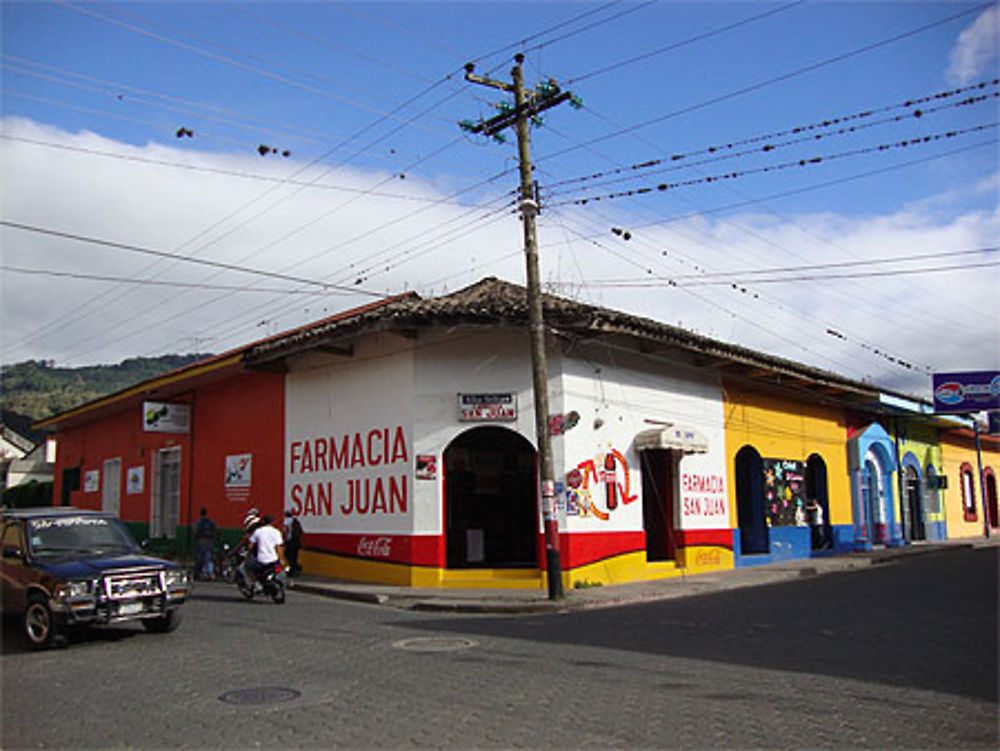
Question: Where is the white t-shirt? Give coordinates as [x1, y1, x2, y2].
[249, 525, 284, 564]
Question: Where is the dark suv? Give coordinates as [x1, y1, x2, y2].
[0, 507, 190, 649]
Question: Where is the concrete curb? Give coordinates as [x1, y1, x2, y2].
[287, 540, 996, 615]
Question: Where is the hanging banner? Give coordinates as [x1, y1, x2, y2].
[932, 371, 1000, 414]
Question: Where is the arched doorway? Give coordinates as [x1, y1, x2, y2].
[904, 464, 926, 541]
[444, 426, 538, 569]
[862, 451, 885, 544]
[805, 453, 831, 549]
[735, 445, 769, 555]
[985, 468, 998, 530]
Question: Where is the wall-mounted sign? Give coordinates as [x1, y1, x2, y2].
[142, 401, 191, 433]
[84, 469, 100, 493]
[458, 393, 517, 422]
[126, 466, 145, 495]
[416, 454, 437, 480]
[225, 453, 252, 502]
[932, 371, 1000, 414]
[548, 411, 580, 436]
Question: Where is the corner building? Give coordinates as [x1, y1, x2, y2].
[38, 278, 997, 590]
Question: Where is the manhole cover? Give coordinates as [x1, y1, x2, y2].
[392, 636, 478, 652]
[218, 687, 301, 705]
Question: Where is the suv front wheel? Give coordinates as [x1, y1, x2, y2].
[24, 593, 64, 650]
[142, 608, 182, 633]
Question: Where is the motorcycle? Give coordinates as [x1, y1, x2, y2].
[233, 549, 286, 604]
[216, 543, 238, 584]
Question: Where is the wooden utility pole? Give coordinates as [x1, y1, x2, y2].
[462, 55, 577, 599]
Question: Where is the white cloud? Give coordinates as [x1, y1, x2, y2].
[2, 117, 998, 401]
[946, 6, 999, 85]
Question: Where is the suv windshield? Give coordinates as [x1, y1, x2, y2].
[27, 516, 139, 557]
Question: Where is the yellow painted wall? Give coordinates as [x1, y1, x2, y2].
[940, 431, 1000, 539]
[722, 382, 852, 526]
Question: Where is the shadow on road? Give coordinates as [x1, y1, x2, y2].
[399, 547, 998, 702]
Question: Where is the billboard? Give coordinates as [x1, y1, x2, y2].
[932, 371, 1000, 414]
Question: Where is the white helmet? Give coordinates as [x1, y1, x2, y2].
[243, 510, 261, 531]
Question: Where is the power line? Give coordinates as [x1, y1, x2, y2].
[0, 134, 459, 204]
[566, 1, 806, 85]
[539, 2, 993, 163]
[547, 79, 999, 190]
[551, 123, 999, 205]
[587, 247, 999, 283]
[0, 265, 335, 294]
[0, 220, 386, 296]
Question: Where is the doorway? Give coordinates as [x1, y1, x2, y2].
[102, 458, 122, 517]
[444, 427, 538, 569]
[904, 466, 926, 541]
[805, 453, 831, 549]
[640, 449, 676, 562]
[151, 447, 181, 539]
[735, 445, 769, 555]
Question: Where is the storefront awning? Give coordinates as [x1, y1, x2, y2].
[634, 424, 709, 454]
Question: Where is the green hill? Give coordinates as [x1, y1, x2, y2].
[1, 354, 213, 422]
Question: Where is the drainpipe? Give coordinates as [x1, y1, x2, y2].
[892, 416, 907, 545]
[974, 418, 989, 539]
[186, 391, 197, 561]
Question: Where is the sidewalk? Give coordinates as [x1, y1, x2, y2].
[289, 537, 999, 615]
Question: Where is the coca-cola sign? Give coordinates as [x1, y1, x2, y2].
[357, 536, 392, 558]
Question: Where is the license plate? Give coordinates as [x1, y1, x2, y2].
[118, 601, 144, 616]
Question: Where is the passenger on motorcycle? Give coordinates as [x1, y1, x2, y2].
[246, 514, 287, 584]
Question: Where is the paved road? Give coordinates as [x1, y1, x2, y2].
[1, 547, 996, 749]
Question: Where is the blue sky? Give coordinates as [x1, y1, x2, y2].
[1, 1, 998, 398]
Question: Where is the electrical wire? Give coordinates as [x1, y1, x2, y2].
[551, 122, 999, 205]
[538, 2, 994, 163]
[546, 79, 999, 190]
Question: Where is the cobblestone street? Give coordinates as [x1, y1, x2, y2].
[2, 547, 996, 749]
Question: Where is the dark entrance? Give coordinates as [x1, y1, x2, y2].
[986, 471, 998, 529]
[805, 454, 832, 549]
[444, 427, 538, 569]
[60, 467, 80, 507]
[640, 449, 676, 562]
[735, 445, 769, 555]
[904, 466, 926, 541]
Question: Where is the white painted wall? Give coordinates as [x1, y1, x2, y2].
[284, 325, 730, 542]
[285, 334, 415, 535]
[556, 342, 728, 533]
[413, 328, 541, 536]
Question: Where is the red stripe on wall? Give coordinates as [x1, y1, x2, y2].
[674, 529, 734, 549]
[306, 533, 444, 567]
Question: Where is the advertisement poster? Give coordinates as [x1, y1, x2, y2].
[225, 453, 252, 501]
[932, 371, 1000, 414]
[84, 469, 100, 493]
[142, 401, 191, 433]
[126, 466, 145, 495]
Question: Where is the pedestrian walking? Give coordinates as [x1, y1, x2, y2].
[284, 509, 303, 577]
[193, 507, 218, 581]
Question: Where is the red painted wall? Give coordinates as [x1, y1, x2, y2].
[191, 371, 284, 528]
[51, 370, 284, 533]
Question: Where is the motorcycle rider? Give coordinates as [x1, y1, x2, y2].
[245, 513, 288, 588]
[233, 509, 265, 587]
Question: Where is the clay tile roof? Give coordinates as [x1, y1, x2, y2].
[246, 276, 883, 402]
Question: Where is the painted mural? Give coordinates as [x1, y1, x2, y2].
[762, 458, 807, 527]
[564, 447, 637, 520]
